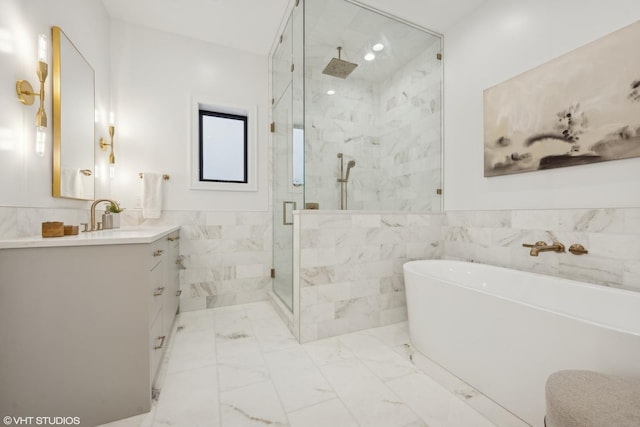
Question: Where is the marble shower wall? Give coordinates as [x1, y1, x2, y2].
[120, 210, 273, 311]
[294, 211, 444, 343]
[304, 43, 442, 212]
[304, 69, 378, 210]
[442, 208, 640, 292]
[377, 45, 442, 211]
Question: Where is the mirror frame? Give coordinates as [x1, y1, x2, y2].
[52, 25, 96, 200]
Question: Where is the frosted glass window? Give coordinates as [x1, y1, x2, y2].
[199, 110, 248, 183]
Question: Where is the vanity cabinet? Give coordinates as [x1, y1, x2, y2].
[0, 229, 180, 427]
[149, 231, 181, 382]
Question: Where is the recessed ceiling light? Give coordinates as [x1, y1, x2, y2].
[327, 90, 335, 95]
[372, 43, 384, 51]
[364, 52, 375, 61]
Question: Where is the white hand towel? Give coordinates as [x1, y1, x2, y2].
[142, 172, 163, 219]
[61, 168, 83, 198]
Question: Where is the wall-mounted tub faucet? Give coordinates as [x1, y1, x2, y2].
[522, 241, 565, 256]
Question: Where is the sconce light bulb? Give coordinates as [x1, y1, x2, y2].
[35, 126, 46, 157]
[109, 163, 115, 179]
[109, 112, 115, 126]
[37, 34, 47, 63]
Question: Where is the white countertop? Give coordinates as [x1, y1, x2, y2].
[0, 225, 180, 249]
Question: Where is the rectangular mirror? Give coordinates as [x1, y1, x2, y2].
[52, 26, 95, 200]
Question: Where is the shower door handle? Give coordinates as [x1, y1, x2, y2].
[283, 201, 297, 225]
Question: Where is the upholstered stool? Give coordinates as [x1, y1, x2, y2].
[545, 370, 640, 427]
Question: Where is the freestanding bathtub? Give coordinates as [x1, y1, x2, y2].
[403, 260, 640, 427]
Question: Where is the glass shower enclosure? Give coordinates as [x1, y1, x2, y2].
[272, 0, 443, 310]
[272, 2, 304, 310]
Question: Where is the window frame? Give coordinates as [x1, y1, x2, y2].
[190, 98, 258, 192]
[198, 109, 248, 184]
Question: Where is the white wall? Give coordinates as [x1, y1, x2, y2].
[109, 20, 269, 212]
[443, 0, 640, 211]
[0, 0, 111, 209]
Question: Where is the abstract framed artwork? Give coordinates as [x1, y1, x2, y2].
[483, 20, 640, 177]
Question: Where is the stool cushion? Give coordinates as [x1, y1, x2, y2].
[545, 370, 640, 427]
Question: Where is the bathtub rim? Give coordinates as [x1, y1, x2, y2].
[403, 259, 640, 337]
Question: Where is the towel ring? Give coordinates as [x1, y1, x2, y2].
[139, 173, 170, 181]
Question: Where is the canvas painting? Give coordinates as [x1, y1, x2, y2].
[483, 20, 640, 177]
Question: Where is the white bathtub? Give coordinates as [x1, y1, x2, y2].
[403, 260, 640, 427]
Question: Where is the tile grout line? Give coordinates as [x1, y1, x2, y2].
[240, 303, 292, 427]
[210, 308, 223, 427]
[299, 337, 368, 427]
[337, 331, 429, 427]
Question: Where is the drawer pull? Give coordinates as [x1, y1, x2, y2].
[154, 335, 166, 350]
[176, 290, 182, 296]
[153, 249, 164, 257]
[154, 287, 165, 296]
[168, 236, 180, 241]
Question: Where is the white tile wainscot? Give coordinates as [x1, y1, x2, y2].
[293, 211, 444, 343]
[120, 209, 273, 311]
[442, 208, 640, 292]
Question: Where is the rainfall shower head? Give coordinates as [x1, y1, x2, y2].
[322, 47, 358, 79]
[345, 160, 356, 181]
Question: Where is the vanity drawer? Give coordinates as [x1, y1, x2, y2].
[148, 239, 166, 270]
[149, 317, 165, 381]
[149, 262, 163, 324]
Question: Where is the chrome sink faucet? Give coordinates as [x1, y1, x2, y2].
[522, 241, 565, 256]
[89, 199, 121, 231]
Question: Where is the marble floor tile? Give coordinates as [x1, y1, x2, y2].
[251, 317, 299, 353]
[320, 358, 424, 427]
[102, 301, 525, 427]
[387, 373, 495, 427]
[166, 328, 217, 375]
[216, 337, 270, 392]
[336, 330, 390, 356]
[366, 321, 411, 347]
[263, 346, 337, 412]
[153, 365, 220, 427]
[357, 345, 419, 382]
[287, 399, 359, 427]
[393, 344, 479, 401]
[219, 380, 289, 427]
[302, 337, 356, 366]
[176, 309, 216, 332]
[244, 301, 282, 321]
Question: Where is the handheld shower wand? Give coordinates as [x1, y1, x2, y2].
[345, 160, 356, 182]
[337, 154, 356, 210]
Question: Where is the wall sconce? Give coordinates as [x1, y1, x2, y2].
[16, 34, 48, 157]
[100, 116, 115, 178]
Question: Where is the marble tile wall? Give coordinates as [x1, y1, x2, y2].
[0, 206, 273, 312]
[303, 42, 442, 212]
[294, 211, 444, 343]
[304, 69, 378, 210]
[442, 208, 640, 292]
[376, 45, 442, 212]
[0, 206, 88, 238]
[121, 209, 273, 311]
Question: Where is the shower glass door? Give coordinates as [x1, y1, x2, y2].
[272, 2, 303, 311]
